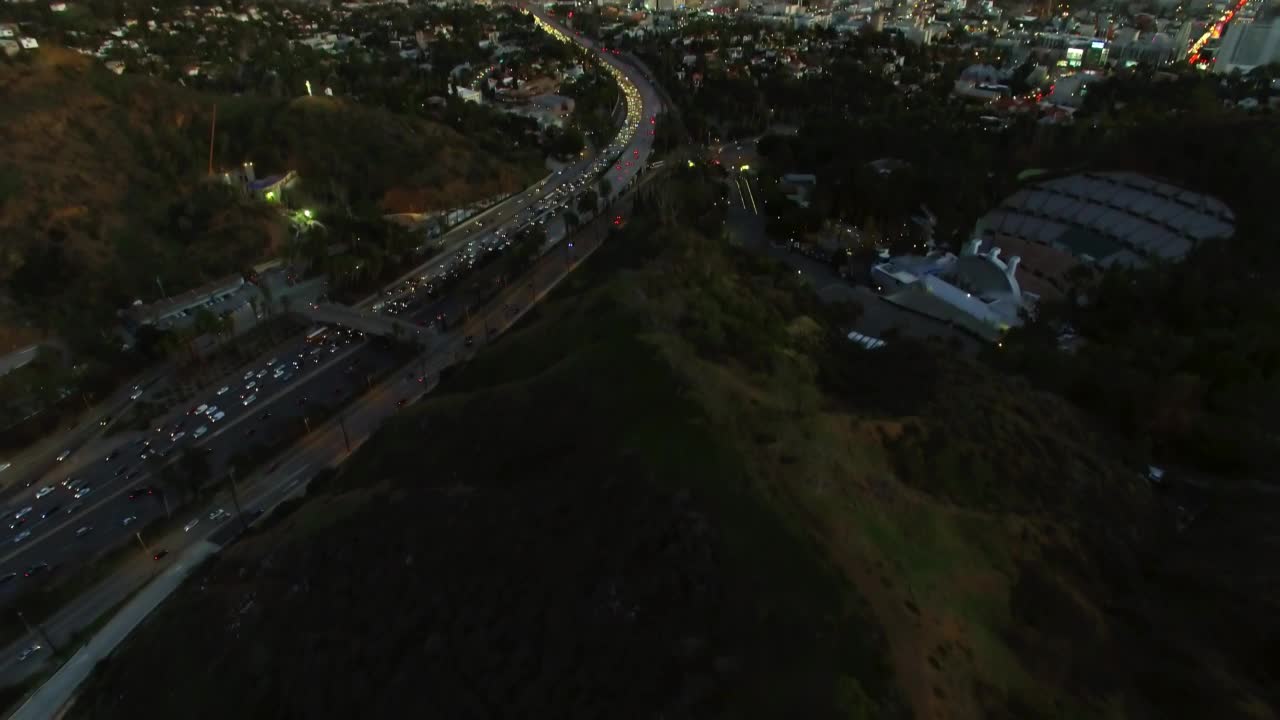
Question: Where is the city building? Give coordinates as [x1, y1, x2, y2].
[1213, 19, 1280, 74]
[780, 173, 817, 208]
[1045, 73, 1096, 108]
[872, 239, 1032, 342]
[974, 172, 1234, 297]
[953, 64, 1009, 101]
[122, 275, 248, 332]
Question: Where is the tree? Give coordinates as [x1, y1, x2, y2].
[599, 178, 612, 202]
[576, 188, 598, 217]
[192, 307, 221, 338]
[219, 313, 236, 340]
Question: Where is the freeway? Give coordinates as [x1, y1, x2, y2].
[0, 9, 664, 701]
[0, 368, 169, 501]
[0, 330, 410, 609]
[364, 6, 660, 323]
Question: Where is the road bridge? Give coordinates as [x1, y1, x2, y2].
[301, 304, 432, 346]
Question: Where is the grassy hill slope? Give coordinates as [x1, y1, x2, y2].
[0, 48, 536, 349]
[67, 167, 1279, 720]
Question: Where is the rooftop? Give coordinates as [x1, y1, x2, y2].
[978, 171, 1234, 267]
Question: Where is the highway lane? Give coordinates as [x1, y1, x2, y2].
[0, 368, 169, 499]
[0, 330, 410, 607]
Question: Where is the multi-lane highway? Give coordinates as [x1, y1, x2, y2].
[0, 6, 664, 698]
[363, 7, 659, 324]
[0, 329, 411, 600]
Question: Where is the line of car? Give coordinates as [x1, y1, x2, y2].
[1, 329, 366, 585]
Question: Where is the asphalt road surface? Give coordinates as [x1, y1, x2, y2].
[0, 330, 408, 607]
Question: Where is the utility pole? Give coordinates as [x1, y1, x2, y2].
[227, 466, 248, 533]
[17, 610, 55, 655]
[338, 412, 351, 454]
[207, 103, 217, 176]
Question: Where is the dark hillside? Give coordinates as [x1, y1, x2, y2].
[0, 47, 535, 348]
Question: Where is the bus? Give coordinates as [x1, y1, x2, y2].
[305, 326, 329, 344]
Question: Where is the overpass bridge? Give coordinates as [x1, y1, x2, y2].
[301, 304, 433, 346]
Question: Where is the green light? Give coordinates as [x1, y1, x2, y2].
[687, 160, 695, 168]
[303, 209, 313, 219]
[265, 191, 276, 201]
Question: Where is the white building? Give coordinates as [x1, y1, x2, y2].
[872, 239, 1032, 342]
[1213, 20, 1280, 74]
